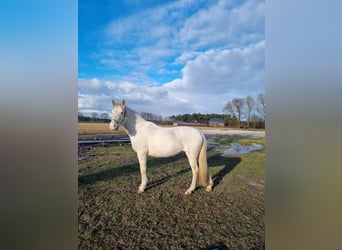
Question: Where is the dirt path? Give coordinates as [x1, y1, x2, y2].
[201, 129, 265, 137]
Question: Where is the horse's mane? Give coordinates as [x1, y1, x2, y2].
[126, 106, 145, 120]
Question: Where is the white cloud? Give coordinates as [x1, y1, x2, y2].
[78, 94, 94, 109]
[78, 78, 102, 92]
[118, 82, 138, 93]
[78, 39, 264, 117]
[99, 0, 264, 78]
[179, 0, 264, 49]
[101, 0, 212, 74]
[174, 51, 201, 64]
[78, 78, 171, 116]
[166, 41, 264, 94]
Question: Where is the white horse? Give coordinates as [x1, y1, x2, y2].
[110, 100, 213, 195]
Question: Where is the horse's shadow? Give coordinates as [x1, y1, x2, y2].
[79, 152, 241, 190]
[144, 154, 241, 191]
[208, 154, 241, 188]
[79, 153, 185, 186]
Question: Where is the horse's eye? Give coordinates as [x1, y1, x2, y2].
[120, 111, 123, 114]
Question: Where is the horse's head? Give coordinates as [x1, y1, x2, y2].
[110, 99, 127, 131]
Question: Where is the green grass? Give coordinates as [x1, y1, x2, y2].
[79, 137, 265, 249]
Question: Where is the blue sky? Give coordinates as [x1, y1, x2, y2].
[78, 0, 265, 117]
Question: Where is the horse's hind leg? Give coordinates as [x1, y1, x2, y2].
[185, 154, 198, 195]
[206, 175, 213, 192]
[137, 152, 148, 193]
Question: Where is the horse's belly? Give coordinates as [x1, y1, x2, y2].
[148, 142, 182, 157]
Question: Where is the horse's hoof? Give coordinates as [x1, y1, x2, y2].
[206, 186, 212, 192]
[137, 189, 145, 193]
[184, 190, 192, 195]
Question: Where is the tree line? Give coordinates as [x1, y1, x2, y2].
[168, 113, 226, 125]
[166, 93, 265, 128]
[78, 111, 164, 123]
[78, 112, 111, 122]
[78, 93, 265, 129]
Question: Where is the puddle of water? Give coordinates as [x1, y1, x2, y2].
[207, 136, 221, 149]
[221, 143, 263, 155]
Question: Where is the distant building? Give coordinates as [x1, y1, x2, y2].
[208, 118, 225, 127]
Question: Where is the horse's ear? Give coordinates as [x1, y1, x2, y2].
[121, 99, 126, 107]
[112, 100, 116, 106]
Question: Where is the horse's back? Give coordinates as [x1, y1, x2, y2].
[172, 126, 203, 140]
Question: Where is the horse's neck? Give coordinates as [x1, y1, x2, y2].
[123, 108, 147, 137]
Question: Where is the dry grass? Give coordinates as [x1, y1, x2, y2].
[78, 122, 125, 135]
[78, 122, 245, 136]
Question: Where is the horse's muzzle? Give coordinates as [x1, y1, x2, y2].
[112, 121, 120, 130]
[110, 121, 119, 131]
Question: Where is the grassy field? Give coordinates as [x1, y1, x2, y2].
[78, 135, 265, 249]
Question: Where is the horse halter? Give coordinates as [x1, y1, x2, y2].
[112, 106, 126, 129]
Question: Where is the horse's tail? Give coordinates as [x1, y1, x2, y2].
[198, 133, 209, 187]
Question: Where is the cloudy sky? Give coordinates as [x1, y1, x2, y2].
[78, 0, 264, 118]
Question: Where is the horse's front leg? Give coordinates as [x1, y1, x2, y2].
[137, 152, 148, 193]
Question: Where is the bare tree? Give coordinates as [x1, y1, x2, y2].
[250, 114, 264, 128]
[78, 112, 83, 122]
[140, 112, 162, 122]
[91, 112, 98, 121]
[257, 93, 265, 121]
[246, 96, 255, 128]
[223, 102, 235, 117]
[100, 112, 109, 120]
[232, 98, 245, 128]
[223, 102, 238, 127]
